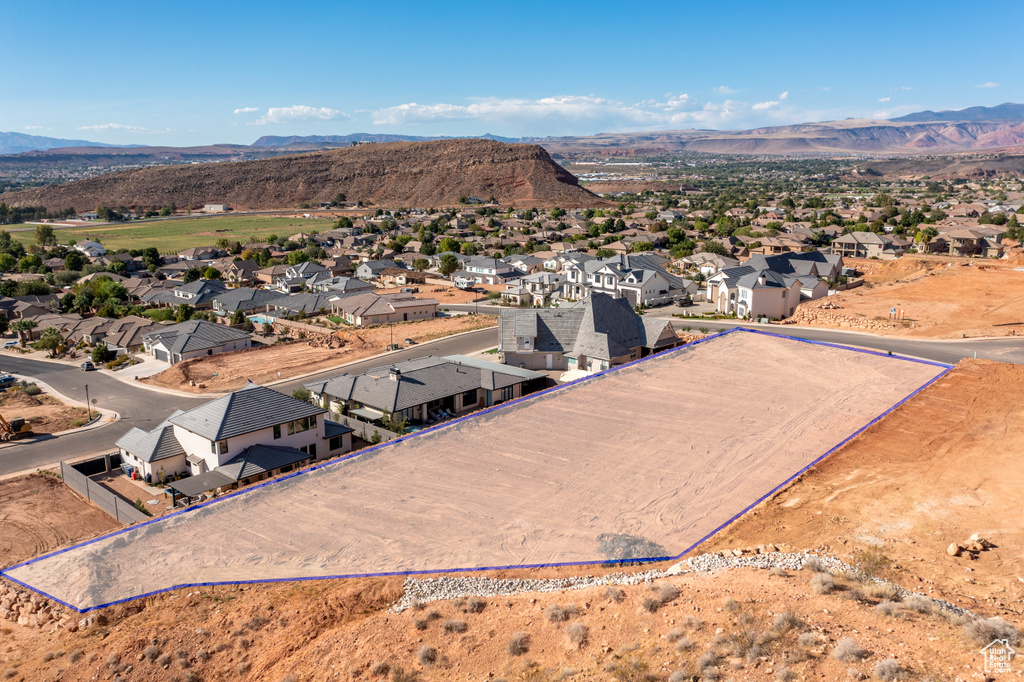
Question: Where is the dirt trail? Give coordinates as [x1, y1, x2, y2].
[141, 315, 496, 393]
[704, 359, 1024, 614]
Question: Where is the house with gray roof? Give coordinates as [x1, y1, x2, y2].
[304, 355, 545, 428]
[562, 253, 690, 307]
[141, 279, 228, 309]
[330, 292, 438, 326]
[211, 287, 288, 316]
[143, 319, 252, 364]
[706, 265, 826, 319]
[355, 259, 401, 281]
[116, 383, 353, 496]
[498, 292, 680, 372]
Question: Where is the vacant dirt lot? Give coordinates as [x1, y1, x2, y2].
[141, 315, 497, 393]
[793, 256, 1024, 338]
[704, 358, 1024, 614]
[377, 284, 502, 305]
[7, 330, 944, 611]
[0, 389, 90, 434]
[0, 474, 119, 568]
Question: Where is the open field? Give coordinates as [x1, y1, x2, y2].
[9, 215, 327, 253]
[703, 357, 1024, 611]
[141, 315, 497, 393]
[3, 330, 946, 611]
[0, 474, 119, 568]
[793, 256, 1024, 338]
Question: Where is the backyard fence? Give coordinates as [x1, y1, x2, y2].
[60, 458, 149, 525]
[331, 415, 400, 443]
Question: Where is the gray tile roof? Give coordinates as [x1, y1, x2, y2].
[218, 444, 312, 481]
[212, 287, 288, 313]
[169, 383, 325, 441]
[499, 307, 585, 353]
[144, 319, 252, 355]
[169, 470, 236, 497]
[305, 356, 532, 413]
[270, 292, 337, 315]
[115, 411, 187, 463]
[324, 419, 355, 438]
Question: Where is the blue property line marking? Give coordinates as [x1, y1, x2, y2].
[0, 327, 952, 612]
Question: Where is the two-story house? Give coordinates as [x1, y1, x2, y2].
[452, 256, 517, 287]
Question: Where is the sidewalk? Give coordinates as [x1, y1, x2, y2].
[0, 374, 118, 453]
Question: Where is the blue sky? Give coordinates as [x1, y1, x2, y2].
[4, 0, 1021, 146]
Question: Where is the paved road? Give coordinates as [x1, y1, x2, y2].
[0, 327, 500, 476]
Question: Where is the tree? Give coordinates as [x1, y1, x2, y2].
[412, 258, 430, 272]
[141, 247, 162, 268]
[438, 237, 460, 254]
[0, 317, 8, 336]
[11, 319, 37, 346]
[438, 253, 460, 277]
[36, 327, 64, 358]
[34, 224, 56, 246]
[594, 248, 616, 259]
[91, 345, 116, 364]
[286, 250, 309, 266]
[175, 303, 194, 323]
[183, 268, 202, 283]
[630, 241, 654, 252]
[0, 254, 16, 272]
[461, 242, 478, 256]
[64, 251, 85, 271]
[230, 309, 246, 326]
[203, 266, 222, 280]
[108, 260, 127, 275]
[700, 240, 729, 256]
[331, 193, 347, 206]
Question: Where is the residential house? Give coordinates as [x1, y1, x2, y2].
[355, 259, 401, 281]
[309, 276, 376, 296]
[143, 319, 252, 364]
[178, 246, 225, 261]
[678, 253, 740, 276]
[223, 259, 260, 286]
[304, 355, 546, 428]
[116, 383, 353, 494]
[255, 264, 291, 286]
[142, 279, 228, 309]
[498, 292, 680, 372]
[943, 228, 1005, 258]
[830, 232, 904, 259]
[744, 252, 843, 281]
[73, 240, 106, 258]
[268, 292, 338, 316]
[452, 256, 517, 287]
[562, 254, 690, 307]
[378, 268, 428, 287]
[331, 292, 438, 326]
[705, 265, 826, 319]
[500, 271, 566, 307]
[211, 288, 288, 317]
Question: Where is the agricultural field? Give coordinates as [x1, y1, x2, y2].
[8, 215, 329, 254]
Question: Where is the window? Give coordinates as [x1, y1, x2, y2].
[329, 436, 345, 451]
[500, 386, 514, 402]
[462, 389, 477, 407]
[273, 425, 281, 439]
[286, 416, 314, 436]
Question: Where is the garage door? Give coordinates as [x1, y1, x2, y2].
[154, 349, 168, 363]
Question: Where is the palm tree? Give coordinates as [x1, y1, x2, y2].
[10, 319, 37, 347]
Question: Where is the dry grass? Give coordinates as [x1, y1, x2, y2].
[873, 658, 907, 681]
[566, 622, 589, 647]
[832, 638, 865, 663]
[507, 632, 531, 656]
[546, 603, 578, 622]
[963, 617, 1022, 646]
[416, 646, 437, 666]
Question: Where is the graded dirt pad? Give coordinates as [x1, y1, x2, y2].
[3, 330, 945, 611]
[794, 256, 1024, 338]
[0, 474, 119, 568]
[0, 390, 90, 434]
[703, 358, 1024, 614]
[140, 315, 496, 393]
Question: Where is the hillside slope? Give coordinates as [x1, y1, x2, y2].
[0, 139, 600, 210]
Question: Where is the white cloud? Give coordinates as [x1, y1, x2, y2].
[714, 85, 737, 95]
[24, 125, 45, 130]
[878, 97, 891, 102]
[976, 81, 1001, 88]
[77, 123, 173, 134]
[752, 100, 779, 111]
[779, 91, 789, 100]
[233, 107, 259, 114]
[900, 86, 913, 91]
[251, 105, 349, 125]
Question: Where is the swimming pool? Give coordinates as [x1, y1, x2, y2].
[247, 314, 278, 325]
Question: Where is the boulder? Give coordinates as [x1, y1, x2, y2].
[947, 543, 962, 557]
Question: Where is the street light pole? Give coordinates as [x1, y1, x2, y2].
[84, 384, 92, 421]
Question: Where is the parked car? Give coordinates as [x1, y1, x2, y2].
[0, 375, 17, 391]
[404, 338, 416, 345]
[2, 340, 18, 349]
[81, 361, 95, 371]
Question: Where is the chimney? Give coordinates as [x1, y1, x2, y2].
[758, 273, 766, 286]
[389, 366, 401, 381]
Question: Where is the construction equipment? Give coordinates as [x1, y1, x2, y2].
[0, 414, 33, 441]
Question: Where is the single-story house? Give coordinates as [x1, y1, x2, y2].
[143, 319, 252, 364]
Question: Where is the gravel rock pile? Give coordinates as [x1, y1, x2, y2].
[392, 551, 972, 619]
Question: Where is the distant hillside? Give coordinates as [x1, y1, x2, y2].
[0, 131, 125, 155]
[251, 133, 521, 148]
[0, 139, 601, 210]
[891, 102, 1024, 123]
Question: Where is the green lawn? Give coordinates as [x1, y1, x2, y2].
[10, 215, 328, 254]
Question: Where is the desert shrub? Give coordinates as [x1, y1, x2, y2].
[770, 566, 789, 577]
[873, 658, 907, 681]
[425, 609, 441, 621]
[443, 619, 467, 633]
[605, 586, 626, 602]
[413, 619, 427, 630]
[195, 649, 209, 662]
[68, 650, 83, 663]
[832, 638, 865, 662]
[606, 657, 657, 682]
[214, 643, 229, 653]
[156, 653, 172, 667]
[668, 672, 691, 682]
[237, 637, 252, 650]
[797, 632, 817, 647]
[675, 637, 694, 652]
[655, 582, 680, 603]
[416, 646, 437, 666]
[902, 595, 937, 614]
[729, 612, 769, 662]
[683, 615, 704, 631]
[842, 588, 868, 603]
[106, 653, 120, 667]
[772, 612, 799, 634]
[811, 572, 835, 595]
[175, 649, 190, 667]
[86, 653, 97, 664]
[237, 661, 250, 674]
[566, 622, 589, 647]
[547, 603, 578, 622]
[666, 628, 684, 642]
[875, 600, 903, 618]
[785, 648, 809, 664]
[2, 670, 15, 680]
[409, 599, 424, 610]
[723, 598, 740, 612]
[507, 632, 530, 656]
[802, 557, 829, 573]
[775, 666, 796, 681]
[963, 617, 1022, 646]
[464, 597, 486, 613]
[144, 645, 161, 662]
[866, 582, 901, 602]
[854, 545, 893, 579]
[182, 672, 201, 682]
[390, 667, 419, 682]
[370, 661, 390, 677]
[641, 597, 661, 613]
[42, 651, 62, 662]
